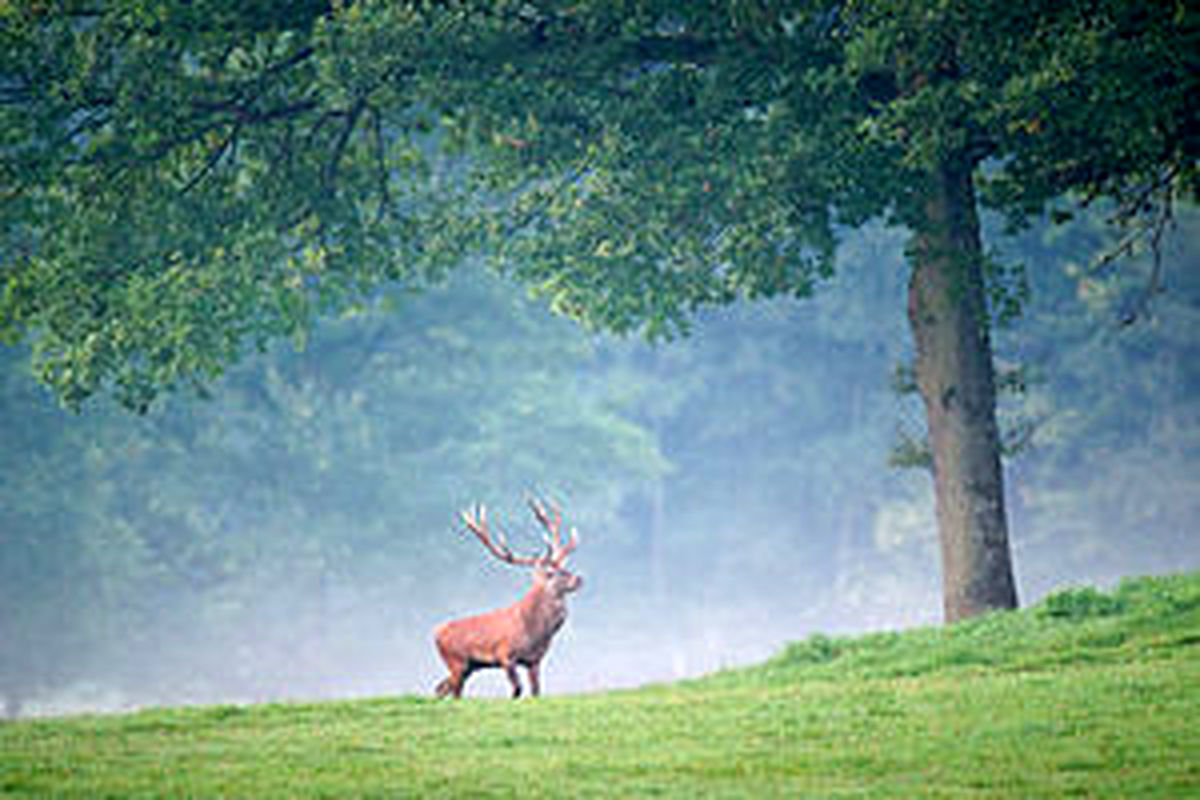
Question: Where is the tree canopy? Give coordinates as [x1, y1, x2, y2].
[3, 0, 1197, 632]
[4, 1, 1194, 410]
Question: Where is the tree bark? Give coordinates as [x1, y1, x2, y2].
[907, 155, 1019, 623]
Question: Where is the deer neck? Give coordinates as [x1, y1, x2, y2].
[517, 582, 567, 633]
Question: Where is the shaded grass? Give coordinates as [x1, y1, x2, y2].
[1, 572, 1197, 797]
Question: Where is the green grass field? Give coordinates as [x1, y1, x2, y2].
[2, 572, 1198, 798]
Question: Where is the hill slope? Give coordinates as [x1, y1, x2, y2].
[2, 572, 1198, 798]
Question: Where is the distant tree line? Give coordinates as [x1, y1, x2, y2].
[2, 206, 1197, 714]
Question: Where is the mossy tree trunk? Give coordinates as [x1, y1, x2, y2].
[907, 155, 1020, 623]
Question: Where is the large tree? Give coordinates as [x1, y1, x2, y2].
[3, 1, 1196, 621]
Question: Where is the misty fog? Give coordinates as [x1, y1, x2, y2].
[2, 213, 1198, 715]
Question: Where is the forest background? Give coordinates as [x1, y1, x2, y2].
[3, 202, 1196, 715]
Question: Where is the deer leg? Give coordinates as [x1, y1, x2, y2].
[436, 656, 470, 699]
[503, 661, 522, 698]
[436, 672, 466, 699]
[454, 663, 479, 698]
[527, 662, 541, 697]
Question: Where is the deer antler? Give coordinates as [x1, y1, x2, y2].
[460, 505, 543, 567]
[528, 497, 579, 566]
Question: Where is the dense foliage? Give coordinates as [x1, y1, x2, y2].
[3, 1, 1194, 408]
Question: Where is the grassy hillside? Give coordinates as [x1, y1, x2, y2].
[2, 572, 1198, 798]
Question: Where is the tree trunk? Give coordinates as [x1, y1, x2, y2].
[907, 155, 1019, 623]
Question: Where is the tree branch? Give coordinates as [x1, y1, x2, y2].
[368, 105, 392, 224]
[179, 121, 241, 195]
[323, 96, 368, 193]
[1088, 164, 1180, 326]
[189, 98, 321, 125]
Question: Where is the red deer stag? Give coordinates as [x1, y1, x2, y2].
[433, 499, 582, 699]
